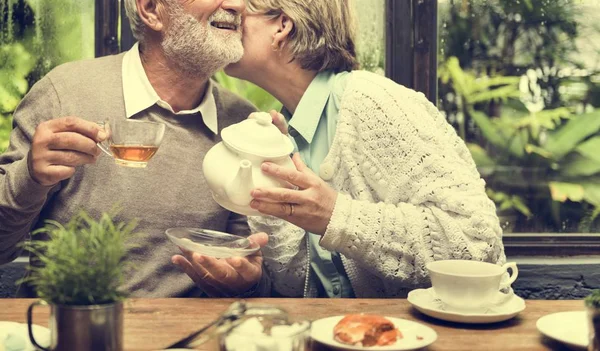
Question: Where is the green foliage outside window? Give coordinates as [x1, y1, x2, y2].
[0, 0, 94, 153]
[439, 0, 600, 232]
[0, 43, 34, 152]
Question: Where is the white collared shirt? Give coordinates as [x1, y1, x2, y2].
[121, 42, 218, 134]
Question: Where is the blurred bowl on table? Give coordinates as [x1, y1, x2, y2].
[165, 228, 260, 259]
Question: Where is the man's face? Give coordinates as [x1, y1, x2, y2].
[161, 0, 245, 77]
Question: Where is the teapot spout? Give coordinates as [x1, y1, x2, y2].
[225, 160, 255, 206]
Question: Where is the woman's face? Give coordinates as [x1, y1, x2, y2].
[225, 12, 278, 79]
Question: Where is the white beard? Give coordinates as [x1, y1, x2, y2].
[161, 6, 244, 78]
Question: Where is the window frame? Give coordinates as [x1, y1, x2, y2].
[109, 0, 600, 256]
[95, 0, 120, 56]
[120, 0, 136, 52]
[385, 0, 438, 103]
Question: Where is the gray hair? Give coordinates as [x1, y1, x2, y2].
[123, 0, 146, 42]
[246, 0, 359, 72]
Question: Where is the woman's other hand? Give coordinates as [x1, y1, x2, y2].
[268, 110, 288, 135]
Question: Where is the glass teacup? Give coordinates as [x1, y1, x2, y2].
[97, 119, 165, 168]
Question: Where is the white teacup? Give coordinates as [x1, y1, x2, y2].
[426, 260, 518, 311]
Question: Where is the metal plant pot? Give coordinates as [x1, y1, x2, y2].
[589, 306, 600, 351]
[27, 300, 123, 351]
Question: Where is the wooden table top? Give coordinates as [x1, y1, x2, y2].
[0, 298, 587, 351]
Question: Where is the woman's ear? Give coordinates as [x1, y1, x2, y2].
[136, 0, 166, 32]
[272, 14, 294, 51]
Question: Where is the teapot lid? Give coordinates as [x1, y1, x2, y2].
[221, 112, 294, 158]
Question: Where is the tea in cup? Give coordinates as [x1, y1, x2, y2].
[97, 119, 165, 168]
[426, 260, 518, 311]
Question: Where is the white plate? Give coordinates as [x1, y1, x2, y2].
[0, 321, 50, 351]
[310, 315, 437, 351]
[407, 288, 525, 324]
[536, 311, 588, 350]
[166, 227, 260, 258]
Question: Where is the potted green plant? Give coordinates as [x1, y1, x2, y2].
[21, 210, 137, 351]
[586, 290, 600, 351]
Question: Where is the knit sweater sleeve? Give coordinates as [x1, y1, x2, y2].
[0, 76, 61, 264]
[319, 72, 505, 291]
[247, 215, 307, 297]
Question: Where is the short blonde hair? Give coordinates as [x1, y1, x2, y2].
[246, 0, 359, 73]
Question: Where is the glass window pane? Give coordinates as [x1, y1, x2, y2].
[438, 0, 600, 233]
[0, 0, 95, 152]
[355, 0, 385, 74]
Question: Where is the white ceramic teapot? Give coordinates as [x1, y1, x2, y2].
[203, 112, 296, 216]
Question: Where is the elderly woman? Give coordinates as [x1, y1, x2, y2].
[224, 0, 505, 298]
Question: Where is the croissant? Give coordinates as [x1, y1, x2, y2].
[333, 314, 402, 347]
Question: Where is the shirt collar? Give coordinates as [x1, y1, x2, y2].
[285, 71, 336, 144]
[122, 42, 218, 134]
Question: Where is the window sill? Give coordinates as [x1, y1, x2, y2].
[504, 233, 600, 256]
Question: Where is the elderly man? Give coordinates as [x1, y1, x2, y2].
[0, 0, 268, 298]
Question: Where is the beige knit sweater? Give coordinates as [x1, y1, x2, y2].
[249, 70, 506, 298]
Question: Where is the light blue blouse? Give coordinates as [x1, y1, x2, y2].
[282, 71, 355, 298]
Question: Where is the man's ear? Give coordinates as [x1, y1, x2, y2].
[272, 14, 294, 51]
[136, 0, 167, 32]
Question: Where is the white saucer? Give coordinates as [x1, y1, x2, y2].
[407, 288, 526, 324]
[311, 315, 437, 351]
[0, 321, 50, 351]
[536, 311, 588, 350]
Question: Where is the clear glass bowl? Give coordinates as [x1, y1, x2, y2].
[165, 228, 260, 258]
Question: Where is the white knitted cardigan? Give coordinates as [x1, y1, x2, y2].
[249, 70, 506, 298]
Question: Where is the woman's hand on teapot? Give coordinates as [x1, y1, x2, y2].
[250, 153, 337, 235]
[248, 110, 288, 135]
[269, 110, 288, 135]
[171, 232, 268, 297]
